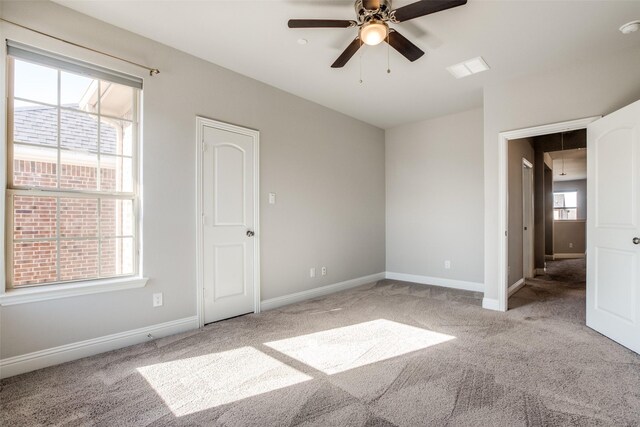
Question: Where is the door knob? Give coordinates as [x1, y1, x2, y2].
[246, 230, 255, 237]
[634, 237, 640, 245]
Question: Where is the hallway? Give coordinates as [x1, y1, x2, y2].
[509, 259, 586, 319]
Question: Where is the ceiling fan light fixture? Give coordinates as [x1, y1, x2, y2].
[360, 21, 388, 46]
[619, 20, 640, 35]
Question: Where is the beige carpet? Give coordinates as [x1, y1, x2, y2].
[2, 263, 640, 426]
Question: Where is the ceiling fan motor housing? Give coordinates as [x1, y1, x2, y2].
[356, 0, 394, 25]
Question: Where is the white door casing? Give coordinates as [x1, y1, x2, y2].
[587, 99, 640, 354]
[522, 158, 534, 279]
[196, 117, 260, 325]
[493, 116, 599, 312]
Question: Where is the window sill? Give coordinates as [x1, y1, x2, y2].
[0, 277, 149, 306]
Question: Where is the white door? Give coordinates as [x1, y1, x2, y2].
[522, 159, 534, 278]
[586, 99, 640, 354]
[201, 120, 259, 324]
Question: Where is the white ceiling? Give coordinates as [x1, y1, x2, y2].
[54, 0, 640, 129]
[549, 148, 586, 181]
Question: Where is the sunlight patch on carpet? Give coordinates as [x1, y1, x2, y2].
[137, 346, 312, 416]
[265, 319, 455, 375]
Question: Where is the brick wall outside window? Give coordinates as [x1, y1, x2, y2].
[12, 160, 119, 286]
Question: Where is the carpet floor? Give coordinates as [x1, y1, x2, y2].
[2, 267, 640, 426]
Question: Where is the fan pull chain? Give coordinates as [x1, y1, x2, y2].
[387, 33, 391, 74]
[359, 51, 363, 84]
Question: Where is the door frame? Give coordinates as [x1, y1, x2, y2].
[496, 116, 599, 311]
[522, 158, 534, 280]
[195, 116, 261, 328]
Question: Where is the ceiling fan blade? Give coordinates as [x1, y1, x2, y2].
[386, 30, 425, 62]
[288, 19, 356, 28]
[392, 0, 467, 23]
[363, 0, 381, 10]
[331, 38, 362, 68]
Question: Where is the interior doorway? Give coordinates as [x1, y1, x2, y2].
[496, 116, 599, 312]
[498, 101, 640, 355]
[507, 131, 588, 310]
[196, 117, 261, 326]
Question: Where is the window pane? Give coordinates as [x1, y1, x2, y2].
[100, 155, 133, 193]
[60, 151, 98, 191]
[100, 237, 134, 276]
[14, 59, 58, 105]
[13, 195, 57, 240]
[564, 192, 577, 208]
[13, 241, 57, 286]
[100, 118, 132, 156]
[60, 198, 98, 238]
[100, 80, 134, 120]
[100, 199, 134, 237]
[61, 71, 98, 113]
[13, 145, 58, 189]
[553, 192, 577, 208]
[61, 110, 98, 152]
[13, 101, 57, 147]
[60, 239, 99, 281]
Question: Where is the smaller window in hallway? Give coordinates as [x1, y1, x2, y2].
[553, 191, 577, 220]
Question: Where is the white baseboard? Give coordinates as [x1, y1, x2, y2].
[482, 298, 501, 311]
[545, 255, 554, 261]
[508, 278, 526, 296]
[385, 272, 484, 293]
[0, 316, 199, 379]
[260, 272, 386, 311]
[553, 253, 585, 259]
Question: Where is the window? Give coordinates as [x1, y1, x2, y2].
[553, 191, 577, 220]
[6, 42, 141, 289]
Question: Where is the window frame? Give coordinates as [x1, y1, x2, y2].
[553, 190, 578, 221]
[3, 52, 143, 295]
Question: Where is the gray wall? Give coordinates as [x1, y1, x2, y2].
[386, 108, 484, 285]
[507, 138, 534, 286]
[0, 1, 385, 359]
[554, 179, 587, 220]
[484, 45, 640, 302]
[554, 220, 586, 254]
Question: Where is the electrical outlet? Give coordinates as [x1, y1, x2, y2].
[444, 260, 451, 269]
[310, 267, 316, 278]
[321, 266, 327, 276]
[569, 242, 574, 248]
[153, 293, 163, 307]
[268, 192, 276, 205]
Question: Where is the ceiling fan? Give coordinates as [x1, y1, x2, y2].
[288, 0, 467, 68]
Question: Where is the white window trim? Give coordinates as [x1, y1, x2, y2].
[3, 40, 146, 298]
[0, 29, 150, 305]
[0, 276, 148, 306]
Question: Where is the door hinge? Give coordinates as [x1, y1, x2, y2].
[202, 143, 208, 152]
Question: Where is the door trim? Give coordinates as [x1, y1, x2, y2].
[195, 116, 260, 328]
[492, 116, 600, 312]
[522, 158, 534, 279]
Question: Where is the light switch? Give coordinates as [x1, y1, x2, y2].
[268, 192, 276, 205]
